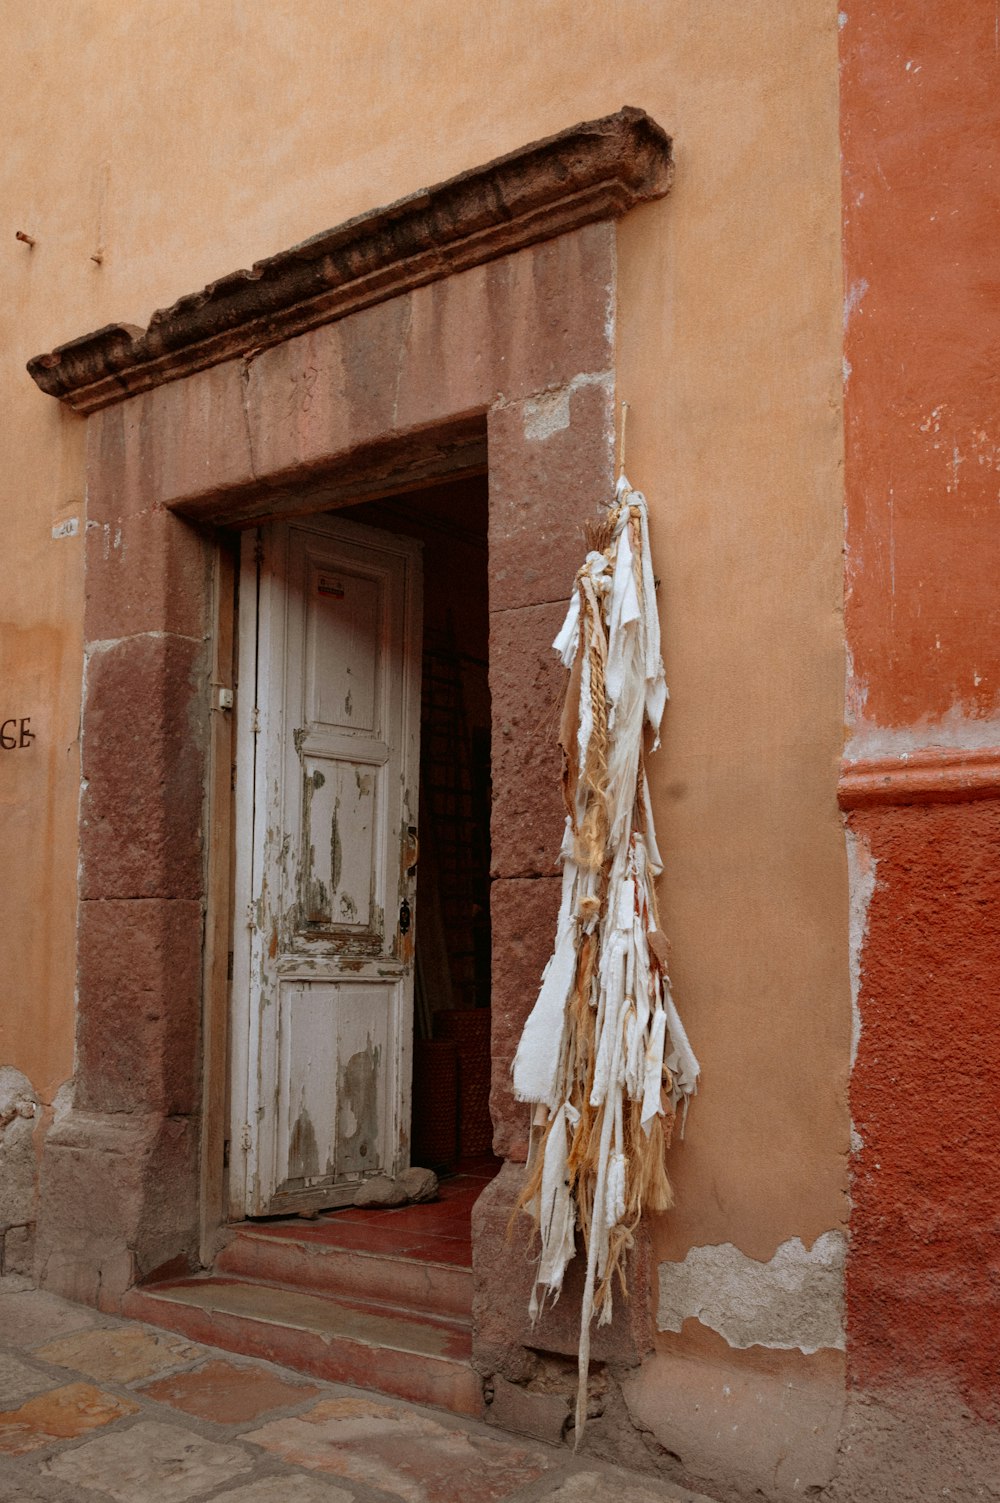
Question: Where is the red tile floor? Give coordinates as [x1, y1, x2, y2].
[273, 1158, 500, 1268]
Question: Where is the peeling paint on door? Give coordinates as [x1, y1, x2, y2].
[337, 1043, 381, 1175]
[234, 518, 421, 1216]
[287, 1106, 321, 1183]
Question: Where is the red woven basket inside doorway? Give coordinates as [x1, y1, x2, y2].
[411, 1038, 458, 1170]
[436, 1008, 492, 1157]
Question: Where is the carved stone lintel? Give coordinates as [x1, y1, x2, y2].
[27, 107, 672, 414]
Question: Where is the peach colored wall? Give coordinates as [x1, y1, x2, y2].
[3, 0, 846, 1312]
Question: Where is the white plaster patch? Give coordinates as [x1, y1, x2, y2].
[844, 704, 1000, 762]
[843, 277, 868, 329]
[51, 517, 79, 540]
[843, 640, 868, 728]
[51, 1080, 74, 1124]
[845, 827, 877, 1070]
[657, 1232, 846, 1353]
[522, 370, 613, 442]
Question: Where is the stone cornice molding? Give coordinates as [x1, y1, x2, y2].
[838, 745, 1000, 809]
[28, 107, 672, 415]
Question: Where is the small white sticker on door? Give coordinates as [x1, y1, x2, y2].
[318, 574, 346, 600]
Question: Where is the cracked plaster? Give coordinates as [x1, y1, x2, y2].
[657, 1232, 846, 1354]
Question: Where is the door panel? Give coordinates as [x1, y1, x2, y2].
[274, 979, 394, 1193]
[300, 754, 381, 930]
[230, 515, 422, 1218]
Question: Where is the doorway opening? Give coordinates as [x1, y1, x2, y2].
[341, 473, 498, 1186]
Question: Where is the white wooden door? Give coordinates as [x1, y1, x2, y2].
[230, 515, 422, 1218]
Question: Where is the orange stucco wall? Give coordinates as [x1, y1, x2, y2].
[3, 4, 848, 1472]
[4, 0, 847, 1212]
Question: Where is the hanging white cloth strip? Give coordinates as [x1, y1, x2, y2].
[511, 474, 700, 1445]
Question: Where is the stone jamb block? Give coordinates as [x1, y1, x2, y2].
[75, 899, 203, 1116]
[487, 377, 616, 614]
[489, 603, 570, 880]
[472, 1162, 654, 1381]
[80, 632, 207, 901]
[35, 1111, 198, 1308]
[84, 501, 211, 645]
[489, 877, 563, 1161]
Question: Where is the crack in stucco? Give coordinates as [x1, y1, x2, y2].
[391, 297, 414, 431]
[657, 1232, 846, 1354]
[239, 353, 260, 484]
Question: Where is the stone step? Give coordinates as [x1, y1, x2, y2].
[123, 1275, 482, 1419]
[215, 1225, 473, 1320]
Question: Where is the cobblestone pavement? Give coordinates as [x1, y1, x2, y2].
[0, 1285, 712, 1503]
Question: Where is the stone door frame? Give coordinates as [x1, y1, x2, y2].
[29, 112, 673, 1351]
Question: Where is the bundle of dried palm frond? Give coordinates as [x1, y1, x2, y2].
[511, 474, 700, 1444]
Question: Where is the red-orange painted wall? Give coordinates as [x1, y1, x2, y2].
[842, 3, 1000, 730]
[846, 800, 1000, 1420]
[841, 4, 1000, 1420]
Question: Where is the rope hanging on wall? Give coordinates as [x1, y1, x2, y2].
[511, 462, 700, 1444]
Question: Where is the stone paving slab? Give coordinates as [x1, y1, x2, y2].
[211, 1475, 355, 1501]
[0, 1285, 714, 1503]
[0, 1381, 139, 1456]
[0, 1289, 96, 1351]
[140, 1356, 321, 1424]
[43, 1417, 256, 1501]
[36, 1323, 206, 1384]
[0, 1351, 54, 1407]
[243, 1393, 552, 1501]
[537, 1473, 709, 1503]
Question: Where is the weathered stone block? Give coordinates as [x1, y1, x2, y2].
[246, 296, 412, 488]
[85, 503, 210, 643]
[489, 603, 567, 880]
[86, 361, 256, 519]
[0, 1068, 40, 1230]
[394, 225, 614, 429]
[482, 221, 615, 404]
[3, 1224, 35, 1278]
[485, 1373, 572, 1446]
[472, 1162, 654, 1381]
[393, 263, 496, 430]
[487, 376, 615, 615]
[35, 1110, 198, 1307]
[76, 899, 202, 1116]
[80, 633, 206, 901]
[489, 877, 562, 1161]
